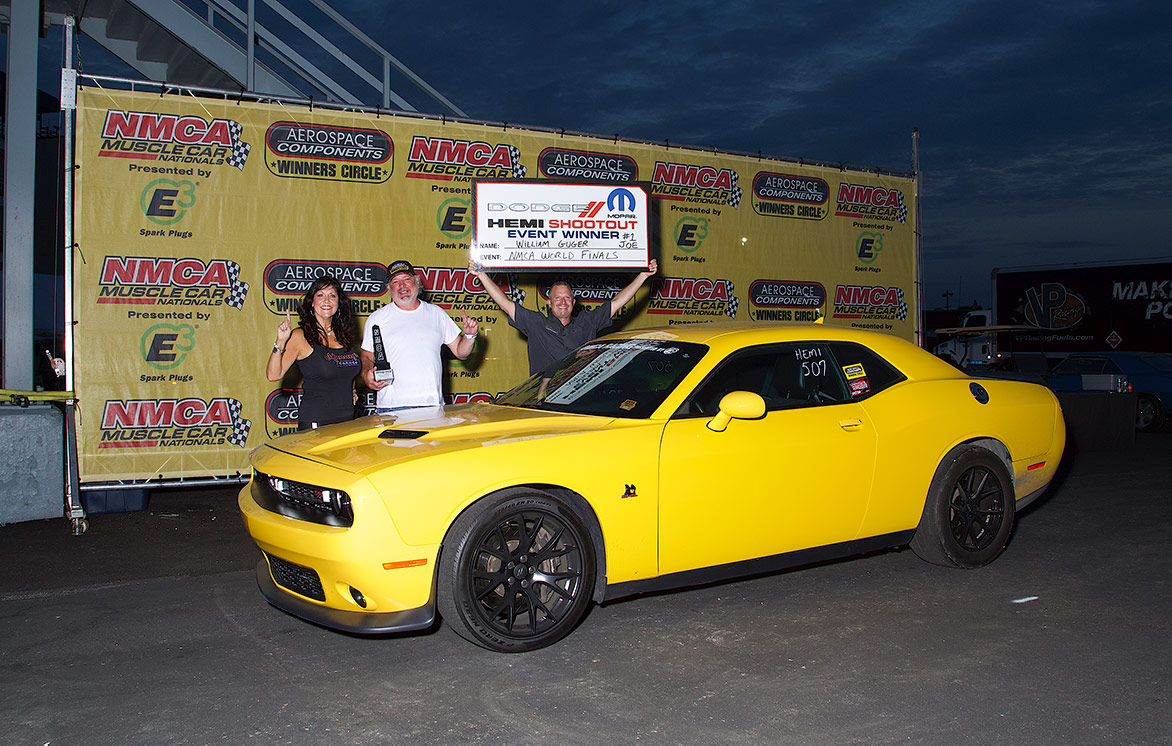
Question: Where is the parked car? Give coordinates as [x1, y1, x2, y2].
[1045, 352, 1171, 431]
[239, 322, 1066, 652]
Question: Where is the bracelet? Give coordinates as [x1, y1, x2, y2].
[272, 345, 284, 354]
[463, 332, 477, 339]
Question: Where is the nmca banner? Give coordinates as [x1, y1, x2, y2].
[73, 85, 916, 483]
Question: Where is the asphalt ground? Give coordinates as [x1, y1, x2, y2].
[1, 434, 1169, 744]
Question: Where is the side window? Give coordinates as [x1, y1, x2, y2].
[676, 343, 851, 417]
[1053, 356, 1107, 375]
[824, 342, 906, 400]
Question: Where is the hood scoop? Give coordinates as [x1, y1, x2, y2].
[379, 429, 429, 440]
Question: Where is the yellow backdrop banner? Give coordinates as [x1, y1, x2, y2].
[74, 86, 918, 483]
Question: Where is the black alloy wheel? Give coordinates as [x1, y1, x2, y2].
[438, 491, 595, 652]
[948, 462, 1008, 553]
[911, 446, 1015, 568]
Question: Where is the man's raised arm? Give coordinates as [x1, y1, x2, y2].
[468, 259, 517, 321]
[609, 259, 658, 317]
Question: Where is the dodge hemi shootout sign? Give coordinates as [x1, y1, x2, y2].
[471, 181, 651, 271]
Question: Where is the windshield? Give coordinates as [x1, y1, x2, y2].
[496, 339, 708, 418]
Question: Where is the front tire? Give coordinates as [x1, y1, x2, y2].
[437, 489, 596, 652]
[911, 447, 1015, 568]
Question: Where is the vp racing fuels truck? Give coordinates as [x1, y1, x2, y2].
[934, 259, 1172, 368]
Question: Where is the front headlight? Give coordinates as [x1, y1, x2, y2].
[254, 471, 354, 527]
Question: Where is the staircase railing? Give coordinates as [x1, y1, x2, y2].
[172, 0, 465, 115]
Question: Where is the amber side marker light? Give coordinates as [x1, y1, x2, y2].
[383, 559, 428, 570]
[1027, 461, 1047, 471]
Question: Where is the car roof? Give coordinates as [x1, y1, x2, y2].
[595, 321, 960, 381]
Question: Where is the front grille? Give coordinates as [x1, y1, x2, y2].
[252, 470, 353, 527]
[267, 553, 325, 601]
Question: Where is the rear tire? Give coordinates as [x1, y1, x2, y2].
[437, 489, 596, 652]
[911, 447, 1015, 568]
[1136, 394, 1166, 432]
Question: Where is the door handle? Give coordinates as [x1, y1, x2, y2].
[839, 418, 864, 431]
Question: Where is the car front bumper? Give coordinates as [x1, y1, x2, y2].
[239, 461, 441, 634]
[255, 557, 435, 634]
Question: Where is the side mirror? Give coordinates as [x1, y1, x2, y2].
[707, 391, 766, 432]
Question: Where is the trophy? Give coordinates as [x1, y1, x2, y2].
[371, 325, 395, 383]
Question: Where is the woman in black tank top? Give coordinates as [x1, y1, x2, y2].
[266, 277, 361, 430]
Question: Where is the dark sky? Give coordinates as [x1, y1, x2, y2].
[34, 0, 1172, 309]
[358, 0, 1172, 308]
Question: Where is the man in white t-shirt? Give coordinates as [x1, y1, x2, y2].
[361, 259, 479, 412]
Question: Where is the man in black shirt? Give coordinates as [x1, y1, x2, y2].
[469, 259, 658, 376]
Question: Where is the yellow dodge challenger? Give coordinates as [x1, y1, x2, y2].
[239, 322, 1065, 652]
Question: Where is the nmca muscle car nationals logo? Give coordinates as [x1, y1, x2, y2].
[407, 136, 525, 182]
[97, 256, 248, 309]
[265, 121, 392, 183]
[99, 110, 251, 169]
[262, 259, 390, 316]
[99, 397, 251, 449]
[832, 284, 909, 329]
[752, 172, 829, 221]
[747, 280, 826, 321]
[418, 265, 524, 314]
[652, 161, 742, 208]
[834, 183, 908, 224]
[647, 276, 737, 322]
[538, 147, 638, 182]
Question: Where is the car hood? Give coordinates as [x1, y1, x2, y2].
[261, 403, 616, 475]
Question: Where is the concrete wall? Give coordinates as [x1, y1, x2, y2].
[0, 405, 63, 523]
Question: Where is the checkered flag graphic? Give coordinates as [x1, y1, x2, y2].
[505, 272, 526, 305]
[895, 288, 908, 322]
[227, 398, 252, 447]
[507, 146, 527, 179]
[225, 121, 251, 171]
[896, 203, 908, 224]
[225, 261, 249, 310]
[726, 171, 743, 208]
[724, 281, 738, 317]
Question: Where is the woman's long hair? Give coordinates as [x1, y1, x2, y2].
[297, 276, 355, 348]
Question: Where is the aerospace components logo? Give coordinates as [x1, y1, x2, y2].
[265, 121, 392, 183]
[538, 148, 638, 182]
[1021, 283, 1087, 330]
[835, 183, 907, 224]
[99, 110, 251, 169]
[418, 266, 524, 312]
[407, 136, 526, 181]
[97, 256, 248, 309]
[262, 259, 390, 316]
[99, 397, 251, 449]
[747, 280, 826, 321]
[652, 161, 742, 208]
[832, 284, 909, 328]
[537, 274, 626, 311]
[265, 388, 300, 438]
[752, 172, 828, 221]
[647, 276, 738, 321]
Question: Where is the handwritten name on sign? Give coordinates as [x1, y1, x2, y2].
[471, 181, 651, 271]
